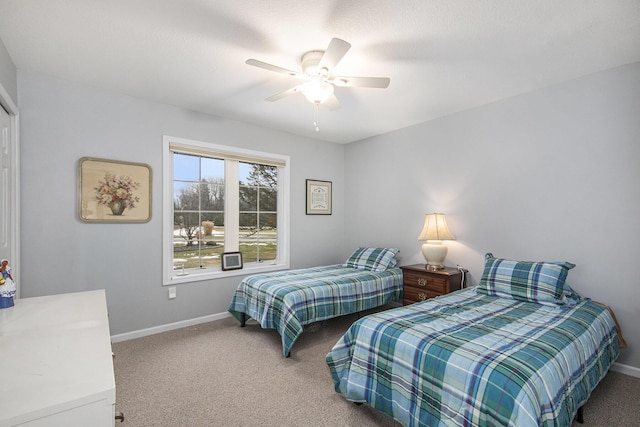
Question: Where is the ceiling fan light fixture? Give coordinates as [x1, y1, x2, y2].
[246, 37, 389, 122]
[300, 76, 334, 104]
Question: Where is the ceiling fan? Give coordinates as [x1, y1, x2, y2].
[246, 38, 390, 114]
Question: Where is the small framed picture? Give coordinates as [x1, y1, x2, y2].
[221, 252, 243, 271]
[306, 179, 332, 215]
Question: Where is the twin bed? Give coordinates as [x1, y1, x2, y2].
[229, 250, 620, 426]
[228, 248, 403, 357]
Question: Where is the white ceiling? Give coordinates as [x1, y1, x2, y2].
[1, 0, 639, 144]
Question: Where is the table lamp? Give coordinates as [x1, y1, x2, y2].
[417, 213, 455, 270]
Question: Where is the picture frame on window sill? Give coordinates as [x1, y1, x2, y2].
[221, 252, 243, 271]
[306, 179, 332, 215]
[77, 157, 152, 223]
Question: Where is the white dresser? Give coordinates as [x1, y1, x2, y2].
[0, 290, 116, 427]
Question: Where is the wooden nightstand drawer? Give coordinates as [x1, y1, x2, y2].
[403, 287, 441, 303]
[400, 265, 466, 305]
[403, 270, 446, 293]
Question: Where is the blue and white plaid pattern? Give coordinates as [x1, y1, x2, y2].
[326, 288, 619, 427]
[342, 247, 399, 272]
[228, 264, 403, 356]
[476, 253, 575, 305]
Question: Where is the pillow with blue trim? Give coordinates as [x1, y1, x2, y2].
[476, 253, 575, 305]
[343, 247, 399, 272]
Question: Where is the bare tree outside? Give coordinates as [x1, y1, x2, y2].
[174, 178, 224, 247]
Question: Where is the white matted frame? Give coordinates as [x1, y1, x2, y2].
[77, 157, 152, 223]
[306, 179, 332, 215]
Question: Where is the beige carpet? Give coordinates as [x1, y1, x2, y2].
[113, 309, 640, 426]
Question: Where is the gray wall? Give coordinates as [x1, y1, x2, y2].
[18, 71, 345, 335]
[344, 62, 640, 370]
[0, 36, 17, 105]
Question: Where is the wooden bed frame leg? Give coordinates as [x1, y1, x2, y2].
[240, 313, 247, 327]
[576, 406, 584, 424]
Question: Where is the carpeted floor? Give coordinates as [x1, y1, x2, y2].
[113, 308, 640, 426]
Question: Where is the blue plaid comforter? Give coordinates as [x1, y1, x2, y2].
[326, 288, 619, 426]
[228, 265, 403, 356]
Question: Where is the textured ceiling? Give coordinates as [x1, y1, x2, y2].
[1, 0, 639, 143]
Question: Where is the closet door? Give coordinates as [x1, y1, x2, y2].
[0, 106, 11, 262]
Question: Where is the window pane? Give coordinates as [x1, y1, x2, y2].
[174, 182, 200, 210]
[260, 212, 277, 231]
[258, 213, 277, 262]
[239, 213, 257, 232]
[238, 161, 252, 183]
[200, 215, 224, 252]
[239, 185, 257, 211]
[173, 153, 200, 181]
[207, 182, 225, 211]
[174, 211, 200, 245]
[173, 211, 199, 271]
[259, 187, 277, 212]
[201, 157, 224, 180]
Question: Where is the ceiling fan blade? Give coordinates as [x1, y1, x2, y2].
[325, 94, 341, 111]
[331, 76, 390, 89]
[246, 59, 303, 79]
[265, 86, 301, 102]
[317, 38, 351, 72]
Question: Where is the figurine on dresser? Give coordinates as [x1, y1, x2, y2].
[0, 258, 15, 308]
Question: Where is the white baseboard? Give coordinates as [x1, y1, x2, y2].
[110, 311, 232, 343]
[611, 362, 640, 378]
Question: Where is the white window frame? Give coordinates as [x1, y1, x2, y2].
[162, 136, 290, 285]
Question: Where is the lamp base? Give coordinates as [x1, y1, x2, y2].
[421, 242, 448, 271]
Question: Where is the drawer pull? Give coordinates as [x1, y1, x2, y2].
[418, 292, 428, 301]
[417, 278, 427, 287]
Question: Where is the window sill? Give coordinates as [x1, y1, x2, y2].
[163, 261, 289, 286]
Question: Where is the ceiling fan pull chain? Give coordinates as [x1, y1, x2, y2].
[313, 102, 320, 132]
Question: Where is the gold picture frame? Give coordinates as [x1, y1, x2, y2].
[306, 179, 332, 215]
[77, 157, 152, 223]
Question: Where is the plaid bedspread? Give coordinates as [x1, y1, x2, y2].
[326, 288, 619, 427]
[228, 265, 403, 356]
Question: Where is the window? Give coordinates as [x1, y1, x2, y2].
[163, 136, 289, 284]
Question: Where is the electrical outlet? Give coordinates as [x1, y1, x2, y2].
[168, 287, 176, 299]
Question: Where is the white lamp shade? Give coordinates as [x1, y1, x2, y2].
[417, 213, 455, 241]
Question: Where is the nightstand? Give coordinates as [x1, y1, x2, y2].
[400, 264, 466, 305]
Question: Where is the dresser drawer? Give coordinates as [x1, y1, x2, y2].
[403, 287, 441, 304]
[403, 270, 447, 293]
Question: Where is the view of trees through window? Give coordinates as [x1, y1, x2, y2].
[172, 153, 278, 271]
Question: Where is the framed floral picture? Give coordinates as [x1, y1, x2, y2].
[77, 157, 152, 223]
